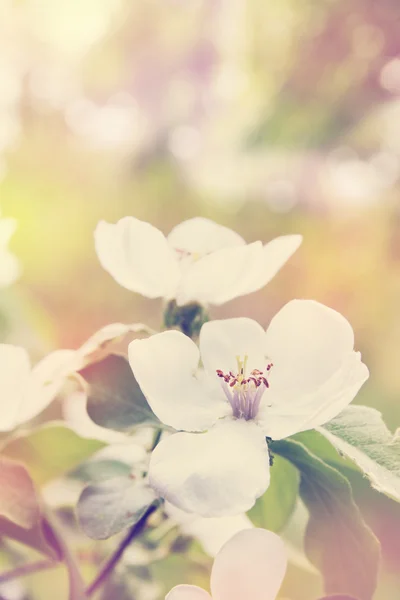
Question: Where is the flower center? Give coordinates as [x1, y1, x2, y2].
[216, 355, 273, 420]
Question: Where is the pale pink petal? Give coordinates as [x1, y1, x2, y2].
[166, 585, 212, 600]
[210, 529, 287, 600]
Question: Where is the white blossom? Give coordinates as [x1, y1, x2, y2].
[129, 300, 369, 517]
[166, 528, 287, 600]
[94, 216, 302, 306]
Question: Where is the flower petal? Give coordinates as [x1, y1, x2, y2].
[265, 299, 355, 391]
[17, 350, 76, 424]
[177, 242, 264, 306]
[210, 528, 287, 600]
[257, 299, 368, 439]
[129, 331, 229, 432]
[200, 318, 267, 377]
[166, 585, 212, 600]
[259, 351, 369, 439]
[0, 345, 31, 432]
[149, 419, 270, 517]
[94, 217, 180, 298]
[167, 217, 244, 255]
[255, 235, 303, 293]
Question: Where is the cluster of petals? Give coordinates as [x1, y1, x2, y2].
[166, 528, 287, 600]
[94, 216, 302, 306]
[129, 299, 369, 517]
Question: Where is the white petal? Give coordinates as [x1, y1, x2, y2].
[177, 242, 264, 306]
[167, 217, 245, 255]
[235, 235, 302, 297]
[0, 345, 31, 432]
[166, 585, 211, 600]
[16, 350, 75, 424]
[78, 322, 153, 357]
[200, 318, 267, 377]
[129, 331, 229, 432]
[258, 300, 368, 439]
[94, 217, 180, 299]
[149, 419, 270, 517]
[265, 299, 355, 391]
[259, 352, 369, 439]
[210, 528, 287, 600]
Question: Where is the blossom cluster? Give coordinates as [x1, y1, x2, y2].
[0, 214, 374, 600]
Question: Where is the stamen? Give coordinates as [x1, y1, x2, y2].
[216, 357, 273, 420]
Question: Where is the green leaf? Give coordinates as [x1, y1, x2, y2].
[1, 423, 104, 485]
[77, 476, 156, 539]
[79, 354, 161, 431]
[71, 459, 132, 483]
[247, 454, 299, 532]
[272, 439, 380, 600]
[319, 405, 400, 503]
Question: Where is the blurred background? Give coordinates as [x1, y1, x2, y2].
[1, 0, 400, 598]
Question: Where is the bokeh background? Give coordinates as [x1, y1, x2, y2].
[1, 0, 400, 598]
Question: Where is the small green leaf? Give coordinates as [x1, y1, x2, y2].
[248, 454, 299, 532]
[272, 439, 380, 600]
[71, 459, 132, 483]
[77, 477, 156, 539]
[319, 405, 400, 503]
[1, 423, 104, 485]
[79, 354, 161, 431]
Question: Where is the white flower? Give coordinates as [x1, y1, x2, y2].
[94, 216, 302, 306]
[0, 344, 74, 432]
[166, 528, 287, 600]
[129, 300, 369, 517]
[0, 213, 20, 287]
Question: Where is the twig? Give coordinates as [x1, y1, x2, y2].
[0, 559, 57, 585]
[85, 502, 159, 597]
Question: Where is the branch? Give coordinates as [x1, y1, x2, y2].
[85, 501, 159, 597]
[0, 559, 57, 585]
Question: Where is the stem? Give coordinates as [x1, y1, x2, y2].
[0, 560, 57, 585]
[85, 502, 159, 597]
[43, 510, 87, 600]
